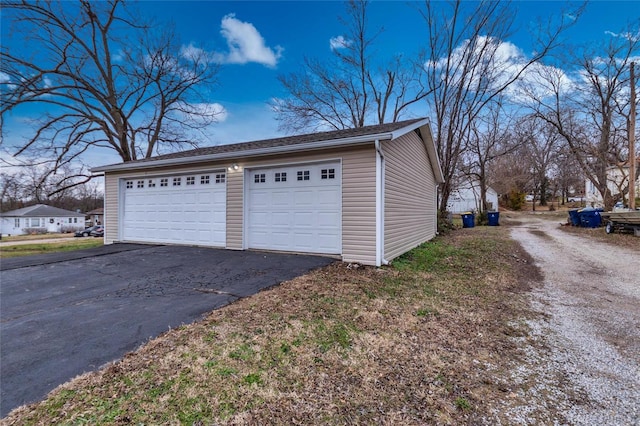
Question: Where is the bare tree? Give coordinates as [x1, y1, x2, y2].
[517, 116, 563, 210]
[554, 146, 585, 204]
[421, 0, 582, 214]
[0, 164, 103, 212]
[522, 24, 639, 210]
[0, 171, 25, 212]
[462, 97, 519, 212]
[273, 0, 429, 132]
[1, 0, 220, 192]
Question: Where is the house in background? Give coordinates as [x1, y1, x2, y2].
[86, 207, 104, 225]
[447, 178, 499, 213]
[0, 204, 85, 236]
[92, 118, 444, 266]
[585, 159, 640, 207]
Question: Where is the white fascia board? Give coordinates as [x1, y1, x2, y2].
[91, 132, 395, 173]
[389, 118, 431, 139]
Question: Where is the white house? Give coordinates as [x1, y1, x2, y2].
[0, 204, 86, 236]
[585, 160, 640, 207]
[447, 179, 499, 213]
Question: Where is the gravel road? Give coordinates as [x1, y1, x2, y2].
[507, 214, 639, 425]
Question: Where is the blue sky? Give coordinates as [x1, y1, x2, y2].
[141, 0, 638, 142]
[2, 0, 639, 169]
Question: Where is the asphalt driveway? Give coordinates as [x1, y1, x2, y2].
[0, 244, 334, 417]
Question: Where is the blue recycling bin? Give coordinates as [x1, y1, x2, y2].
[461, 212, 475, 228]
[568, 209, 581, 226]
[487, 211, 500, 226]
[578, 209, 602, 228]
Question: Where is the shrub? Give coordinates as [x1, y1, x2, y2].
[22, 227, 47, 235]
[437, 211, 455, 234]
[507, 191, 525, 210]
[61, 225, 82, 233]
[476, 210, 488, 226]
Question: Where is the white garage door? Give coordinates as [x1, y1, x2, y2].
[121, 172, 226, 246]
[247, 162, 341, 254]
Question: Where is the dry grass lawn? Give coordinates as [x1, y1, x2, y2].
[3, 227, 543, 425]
[0, 239, 104, 258]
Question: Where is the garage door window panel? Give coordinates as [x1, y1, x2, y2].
[297, 170, 310, 181]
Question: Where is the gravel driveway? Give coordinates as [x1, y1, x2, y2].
[507, 215, 639, 425]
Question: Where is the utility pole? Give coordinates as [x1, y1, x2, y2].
[629, 62, 636, 210]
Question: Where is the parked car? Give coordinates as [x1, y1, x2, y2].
[90, 226, 104, 237]
[75, 225, 101, 237]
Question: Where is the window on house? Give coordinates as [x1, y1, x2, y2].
[137, 180, 144, 188]
[297, 170, 310, 181]
[186, 176, 195, 185]
[148, 179, 156, 187]
[160, 178, 169, 187]
[201, 175, 210, 184]
[126, 181, 133, 189]
[215, 173, 226, 183]
[254, 173, 266, 183]
[321, 168, 336, 179]
[74, 218, 78, 223]
[275, 172, 287, 182]
[173, 177, 181, 186]
[14, 218, 20, 227]
[31, 218, 41, 227]
[68, 218, 73, 223]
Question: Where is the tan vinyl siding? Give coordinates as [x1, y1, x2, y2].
[102, 145, 377, 265]
[104, 174, 119, 243]
[225, 169, 243, 249]
[341, 147, 377, 265]
[383, 131, 438, 261]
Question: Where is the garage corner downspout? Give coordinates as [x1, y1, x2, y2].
[375, 140, 389, 267]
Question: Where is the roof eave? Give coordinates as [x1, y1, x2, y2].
[416, 122, 445, 184]
[91, 131, 396, 173]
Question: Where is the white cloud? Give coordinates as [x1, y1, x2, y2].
[214, 14, 283, 67]
[173, 101, 228, 130]
[180, 43, 208, 62]
[184, 102, 228, 122]
[424, 35, 578, 102]
[604, 30, 640, 42]
[330, 35, 352, 50]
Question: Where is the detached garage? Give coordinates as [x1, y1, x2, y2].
[92, 118, 444, 266]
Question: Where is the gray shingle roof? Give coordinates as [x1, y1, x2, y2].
[0, 204, 85, 217]
[93, 118, 427, 172]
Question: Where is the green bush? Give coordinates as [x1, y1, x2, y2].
[437, 211, 455, 234]
[476, 210, 488, 226]
[507, 191, 525, 210]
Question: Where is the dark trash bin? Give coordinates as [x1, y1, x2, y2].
[578, 208, 602, 228]
[461, 212, 475, 228]
[487, 211, 500, 226]
[568, 209, 581, 226]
